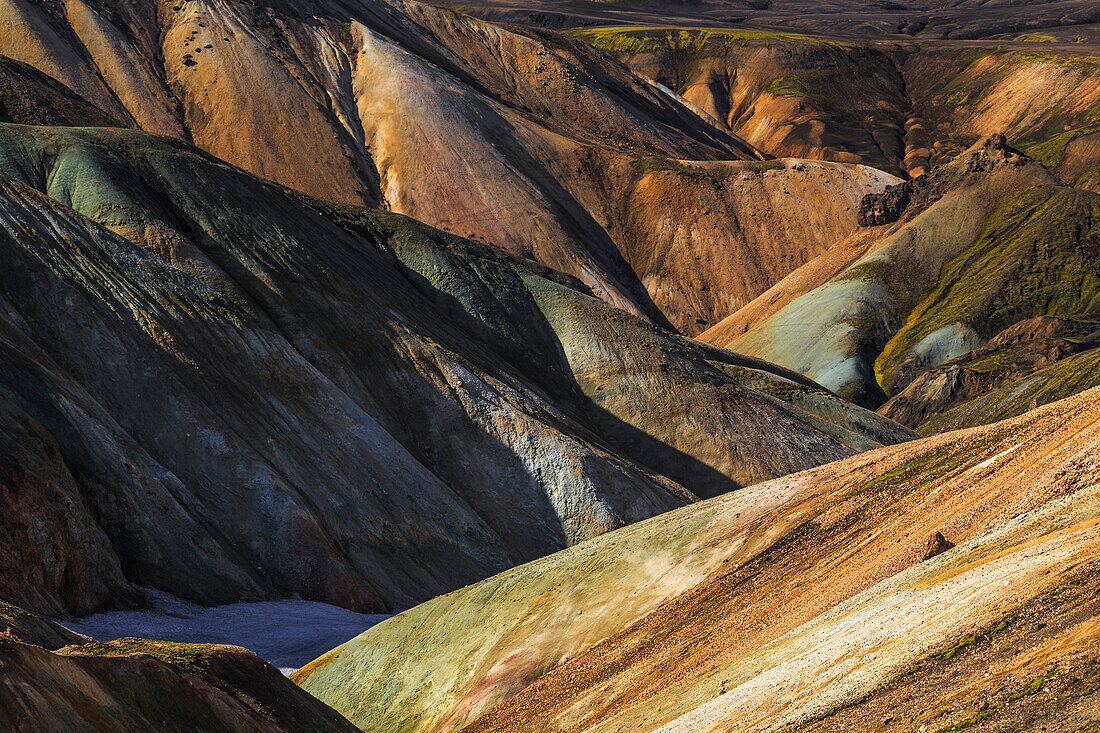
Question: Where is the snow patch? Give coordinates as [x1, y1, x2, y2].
[58, 589, 389, 673]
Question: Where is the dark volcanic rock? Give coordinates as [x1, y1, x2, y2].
[922, 531, 956, 561]
[0, 634, 358, 732]
[858, 180, 913, 227]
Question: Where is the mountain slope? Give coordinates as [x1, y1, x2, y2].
[458, 0, 1100, 44]
[0, 55, 120, 128]
[882, 316, 1100, 434]
[699, 135, 1100, 413]
[0, 1, 903, 334]
[0, 600, 358, 733]
[572, 27, 1100, 189]
[0, 122, 911, 616]
[294, 386, 1100, 733]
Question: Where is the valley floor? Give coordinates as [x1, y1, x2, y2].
[58, 590, 389, 673]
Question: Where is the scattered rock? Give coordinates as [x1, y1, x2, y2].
[923, 531, 956, 560]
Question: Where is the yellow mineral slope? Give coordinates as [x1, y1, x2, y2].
[296, 386, 1100, 733]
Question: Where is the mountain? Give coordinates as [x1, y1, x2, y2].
[294, 385, 1100, 733]
[3, 3, 1098, 342]
[457, 0, 1100, 44]
[0, 1, 907, 335]
[881, 315, 1100, 434]
[1, 1, 1099, 729]
[699, 135, 1100, 422]
[0, 122, 911, 617]
[567, 26, 1100, 187]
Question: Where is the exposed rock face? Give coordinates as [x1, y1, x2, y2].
[922, 531, 955, 561]
[857, 180, 911, 227]
[0, 124, 913, 616]
[295, 387, 1100, 733]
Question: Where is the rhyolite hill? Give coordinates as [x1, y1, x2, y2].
[296, 387, 1100, 733]
[700, 135, 1100, 427]
[0, 1, 1099, 731]
[0, 0, 904, 335]
[0, 122, 912, 619]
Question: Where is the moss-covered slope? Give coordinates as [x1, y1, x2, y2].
[876, 184, 1100, 392]
[703, 136, 1100, 427]
[704, 136, 1059, 407]
[885, 317, 1100, 434]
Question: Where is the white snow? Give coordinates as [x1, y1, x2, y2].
[58, 589, 390, 674]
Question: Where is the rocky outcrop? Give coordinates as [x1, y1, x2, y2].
[857, 179, 912, 227]
[922, 531, 955, 561]
[295, 387, 1100, 733]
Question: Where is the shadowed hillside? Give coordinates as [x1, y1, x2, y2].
[0, 123, 910, 617]
[0, 599, 358, 732]
[0, 1, 909, 335]
[0, 2, 1098, 730]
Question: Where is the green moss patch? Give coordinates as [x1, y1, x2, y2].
[850, 427, 1011, 503]
[1020, 122, 1100, 169]
[572, 26, 832, 56]
[939, 667, 1052, 731]
[767, 72, 836, 104]
[1014, 33, 1057, 43]
[67, 638, 218, 675]
[877, 185, 1100, 383]
[571, 26, 836, 89]
[839, 258, 936, 316]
